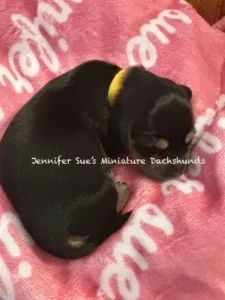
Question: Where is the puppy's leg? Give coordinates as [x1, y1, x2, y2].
[116, 182, 131, 213]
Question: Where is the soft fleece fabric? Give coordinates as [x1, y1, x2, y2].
[1, 0, 225, 299]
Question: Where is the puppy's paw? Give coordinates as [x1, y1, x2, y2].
[108, 169, 114, 179]
[116, 182, 131, 212]
[116, 182, 131, 196]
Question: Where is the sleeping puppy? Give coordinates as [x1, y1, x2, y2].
[0, 60, 132, 259]
[106, 66, 196, 181]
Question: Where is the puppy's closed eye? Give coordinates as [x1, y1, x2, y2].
[133, 131, 169, 150]
[133, 131, 154, 147]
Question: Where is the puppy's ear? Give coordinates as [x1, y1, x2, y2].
[180, 85, 192, 100]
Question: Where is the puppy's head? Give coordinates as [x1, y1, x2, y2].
[130, 94, 195, 181]
[109, 67, 196, 181]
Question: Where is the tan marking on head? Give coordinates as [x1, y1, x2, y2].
[155, 139, 169, 150]
[185, 131, 195, 144]
[68, 235, 89, 248]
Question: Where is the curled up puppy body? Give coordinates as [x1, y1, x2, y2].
[0, 60, 132, 259]
[106, 67, 196, 181]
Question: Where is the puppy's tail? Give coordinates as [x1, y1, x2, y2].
[96, 211, 132, 244]
[112, 211, 132, 232]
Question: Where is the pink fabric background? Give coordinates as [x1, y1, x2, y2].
[1, 0, 225, 299]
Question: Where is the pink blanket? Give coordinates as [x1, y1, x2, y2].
[1, 0, 225, 299]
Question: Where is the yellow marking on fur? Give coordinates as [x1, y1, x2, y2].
[108, 69, 128, 106]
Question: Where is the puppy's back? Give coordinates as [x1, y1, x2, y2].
[0, 60, 127, 258]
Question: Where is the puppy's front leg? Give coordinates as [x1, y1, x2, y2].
[116, 182, 131, 213]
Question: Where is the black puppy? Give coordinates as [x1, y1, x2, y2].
[105, 66, 196, 181]
[0, 60, 132, 259]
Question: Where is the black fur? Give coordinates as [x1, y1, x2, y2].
[0, 60, 195, 259]
[0, 60, 131, 259]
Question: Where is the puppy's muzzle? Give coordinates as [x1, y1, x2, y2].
[130, 147, 192, 182]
